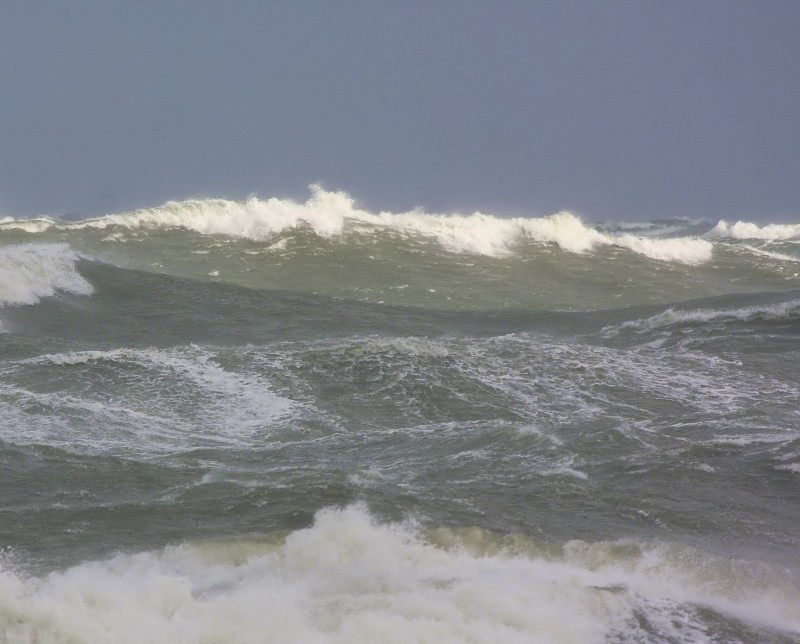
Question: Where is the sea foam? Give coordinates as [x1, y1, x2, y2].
[710, 219, 800, 240]
[0, 243, 93, 307]
[1, 505, 797, 643]
[3, 187, 713, 264]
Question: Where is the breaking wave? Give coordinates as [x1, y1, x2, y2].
[1, 505, 797, 643]
[0, 243, 93, 307]
[710, 219, 800, 241]
[1, 186, 712, 265]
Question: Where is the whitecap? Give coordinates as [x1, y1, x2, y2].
[710, 219, 800, 241]
[1, 187, 714, 265]
[0, 243, 93, 307]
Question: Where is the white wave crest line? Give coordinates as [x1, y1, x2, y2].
[0, 186, 713, 264]
[0, 216, 56, 233]
[709, 219, 800, 241]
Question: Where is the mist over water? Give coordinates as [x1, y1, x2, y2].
[1, 189, 799, 642]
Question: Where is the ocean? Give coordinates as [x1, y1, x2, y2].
[0, 187, 798, 642]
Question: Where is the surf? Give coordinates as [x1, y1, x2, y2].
[2, 505, 797, 643]
[1, 186, 714, 264]
[0, 243, 93, 308]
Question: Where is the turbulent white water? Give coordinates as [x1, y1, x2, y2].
[0, 186, 715, 264]
[2, 505, 798, 644]
[0, 243, 92, 307]
[1, 189, 799, 643]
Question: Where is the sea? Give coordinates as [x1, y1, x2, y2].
[0, 186, 798, 643]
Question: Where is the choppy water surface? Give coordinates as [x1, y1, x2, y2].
[1, 189, 799, 642]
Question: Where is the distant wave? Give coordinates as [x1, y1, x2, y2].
[710, 220, 800, 241]
[0, 216, 54, 234]
[0, 243, 93, 307]
[0, 186, 712, 265]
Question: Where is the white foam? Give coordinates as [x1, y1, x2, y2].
[0, 243, 93, 307]
[2, 187, 713, 264]
[80, 186, 353, 238]
[1, 505, 797, 643]
[614, 234, 712, 265]
[710, 219, 800, 241]
[0, 216, 56, 233]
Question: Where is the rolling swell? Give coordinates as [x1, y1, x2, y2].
[0, 187, 797, 311]
[3, 252, 795, 348]
[0, 235, 800, 311]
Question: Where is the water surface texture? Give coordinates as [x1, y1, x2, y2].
[1, 189, 799, 642]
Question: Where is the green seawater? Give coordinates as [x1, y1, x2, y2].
[1, 208, 799, 642]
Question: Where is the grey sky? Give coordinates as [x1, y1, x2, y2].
[1, 1, 798, 222]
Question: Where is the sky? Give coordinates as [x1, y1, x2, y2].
[1, 1, 798, 222]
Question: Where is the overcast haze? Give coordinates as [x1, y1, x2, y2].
[1, 1, 798, 222]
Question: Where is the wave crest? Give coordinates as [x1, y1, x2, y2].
[710, 220, 800, 241]
[0, 243, 93, 307]
[2, 187, 713, 265]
